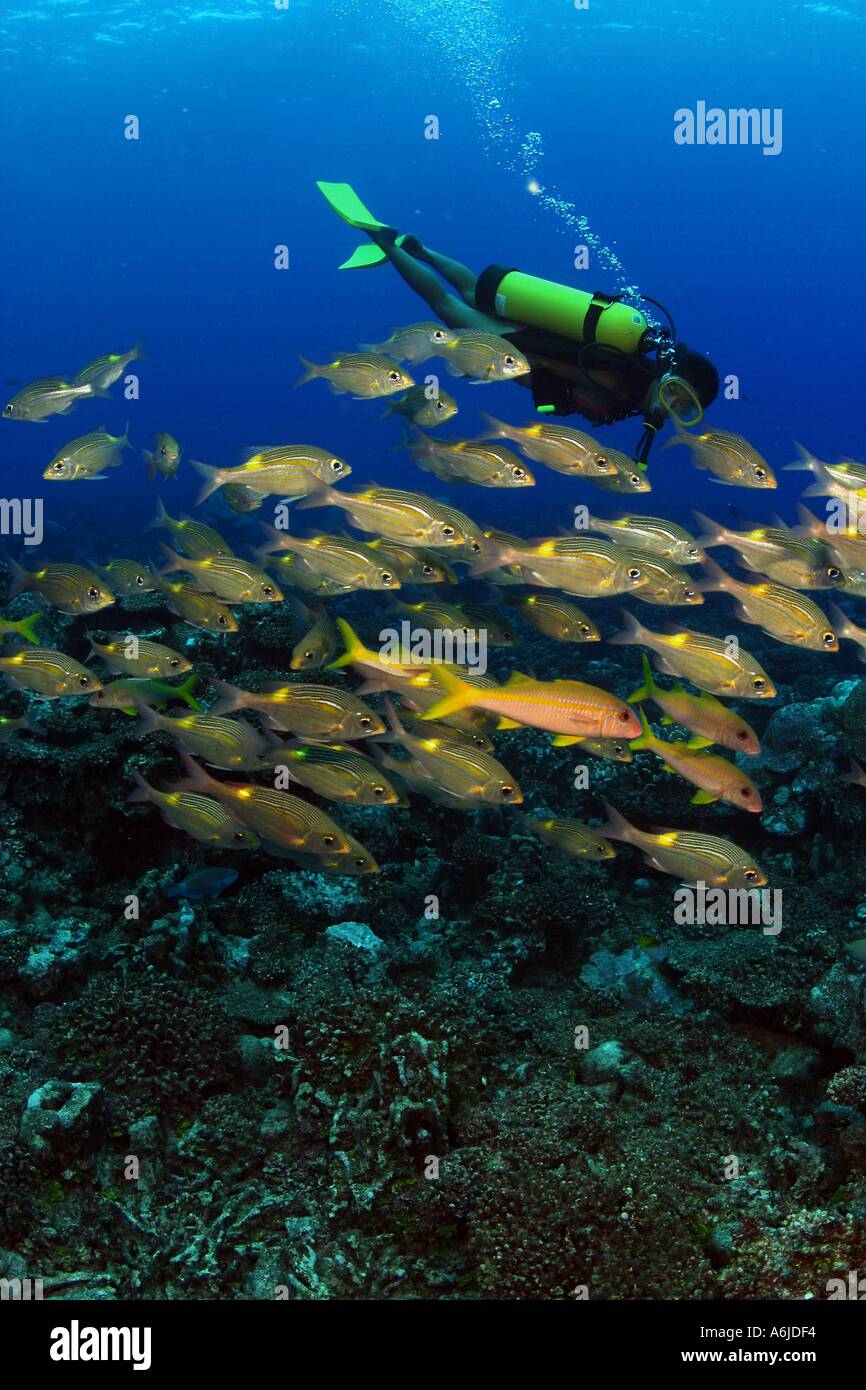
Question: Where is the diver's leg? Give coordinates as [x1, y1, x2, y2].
[399, 236, 478, 302]
[370, 230, 496, 332]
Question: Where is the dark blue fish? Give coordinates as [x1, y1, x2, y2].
[166, 867, 239, 901]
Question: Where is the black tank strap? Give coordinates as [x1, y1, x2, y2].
[582, 291, 620, 344]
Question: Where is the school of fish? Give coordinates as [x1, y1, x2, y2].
[5, 324, 866, 890]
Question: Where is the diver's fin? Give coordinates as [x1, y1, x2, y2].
[316, 180, 389, 231]
[338, 233, 410, 271]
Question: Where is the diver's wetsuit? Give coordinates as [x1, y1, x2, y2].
[369, 230, 664, 433]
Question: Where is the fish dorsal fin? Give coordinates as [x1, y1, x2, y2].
[504, 670, 534, 687]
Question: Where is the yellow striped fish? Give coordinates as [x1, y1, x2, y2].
[476, 535, 647, 598]
[8, 560, 113, 615]
[587, 513, 701, 565]
[291, 609, 340, 671]
[297, 481, 478, 548]
[258, 529, 400, 591]
[135, 705, 268, 769]
[192, 446, 351, 503]
[263, 742, 403, 805]
[156, 577, 239, 632]
[505, 593, 600, 642]
[128, 770, 260, 848]
[172, 753, 359, 856]
[699, 555, 838, 650]
[87, 636, 191, 678]
[524, 817, 616, 861]
[626, 548, 702, 607]
[95, 560, 155, 596]
[610, 610, 776, 699]
[159, 548, 283, 604]
[410, 431, 534, 488]
[438, 335, 529, 383]
[385, 700, 522, 805]
[601, 802, 766, 888]
[149, 498, 234, 558]
[479, 415, 617, 476]
[0, 647, 102, 698]
[210, 675, 386, 740]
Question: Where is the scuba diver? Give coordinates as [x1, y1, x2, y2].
[316, 181, 719, 467]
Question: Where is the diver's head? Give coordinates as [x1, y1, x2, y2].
[672, 344, 719, 409]
[648, 344, 719, 428]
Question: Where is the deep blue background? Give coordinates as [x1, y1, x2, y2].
[1, 0, 864, 557]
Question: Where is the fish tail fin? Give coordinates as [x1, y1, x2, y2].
[696, 552, 733, 593]
[794, 503, 823, 536]
[295, 478, 334, 512]
[608, 609, 647, 647]
[157, 543, 186, 576]
[293, 356, 321, 389]
[841, 758, 866, 787]
[13, 610, 42, 644]
[132, 700, 160, 739]
[627, 651, 657, 704]
[326, 616, 367, 670]
[783, 443, 821, 474]
[191, 458, 222, 504]
[660, 419, 693, 451]
[691, 510, 725, 549]
[148, 496, 169, 530]
[599, 800, 636, 846]
[127, 768, 154, 803]
[6, 558, 31, 598]
[177, 673, 202, 712]
[476, 413, 509, 440]
[628, 706, 654, 751]
[207, 678, 248, 715]
[419, 665, 473, 721]
[169, 750, 218, 795]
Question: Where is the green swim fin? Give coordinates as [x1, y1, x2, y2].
[339, 234, 409, 271]
[317, 181, 388, 232]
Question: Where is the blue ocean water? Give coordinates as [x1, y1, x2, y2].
[2, 0, 864, 546]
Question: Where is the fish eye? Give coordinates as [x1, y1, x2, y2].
[613, 743, 623, 754]
[740, 786, 754, 798]
[504, 355, 517, 368]
[685, 588, 697, 600]
[169, 658, 180, 668]
[218, 615, 228, 627]
[388, 370, 401, 382]
[233, 831, 247, 842]
[687, 548, 700, 560]
[135, 574, 145, 586]
[322, 834, 337, 847]
[432, 329, 446, 341]
[52, 461, 65, 472]
[160, 447, 168, 458]
[330, 458, 344, 472]
[435, 400, 445, 411]
[359, 716, 373, 729]
[381, 571, 394, 584]
[752, 676, 766, 690]
[470, 540, 481, 553]
[78, 675, 90, 687]
[373, 785, 386, 798]
[3, 404, 12, 415]
[354, 857, 366, 868]
[579, 623, 591, 634]
[627, 567, 642, 580]
[618, 710, 631, 723]
[442, 525, 455, 538]
[422, 564, 434, 575]
[262, 585, 275, 596]
[828, 567, 842, 581]
[513, 467, 526, 479]
[595, 843, 607, 854]
[594, 456, 609, 471]
[629, 474, 642, 487]
[744, 868, 759, 883]
[303, 649, 314, 660]
[822, 630, 836, 645]
[501, 784, 516, 799]
[736, 728, 748, 741]
[88, 586, 99, 599]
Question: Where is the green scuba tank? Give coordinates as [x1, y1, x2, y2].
[475, 265, 648, 353]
